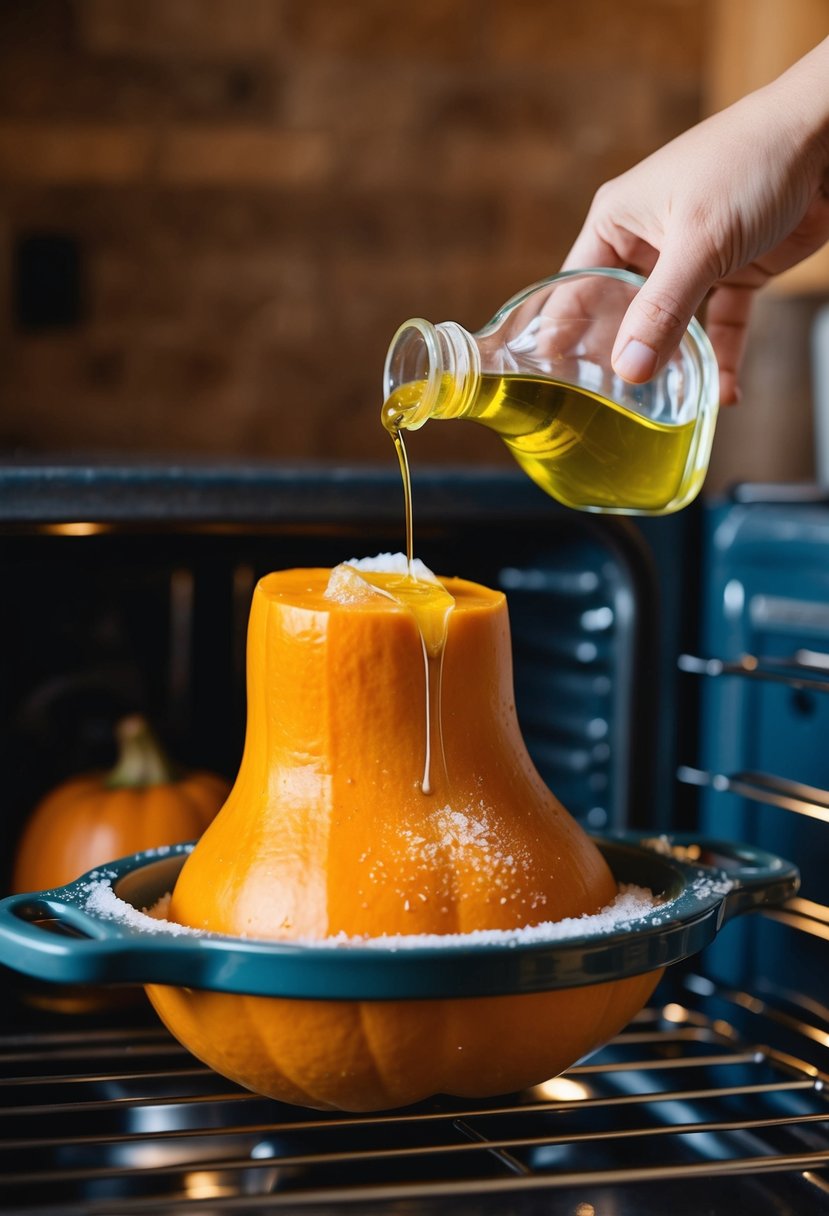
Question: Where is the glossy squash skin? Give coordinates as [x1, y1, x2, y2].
[147, 570, 661, 1110]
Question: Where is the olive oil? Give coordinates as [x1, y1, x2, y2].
[354, 558, 454, 797]
[365, 418, 454, 796]
[384, 373, 699, 514]
[389, 423, 415, 569]
[349, 418, 454, 796]
[356, 566, 453, 661]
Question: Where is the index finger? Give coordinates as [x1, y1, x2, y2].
[561, 228, 626, 274]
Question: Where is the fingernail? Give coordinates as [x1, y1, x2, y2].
[613, 339, 658, 383]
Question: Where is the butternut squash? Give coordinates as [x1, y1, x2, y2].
[147, 569, 660, 1110]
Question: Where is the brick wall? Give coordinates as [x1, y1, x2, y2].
[0, 0, 706, 466]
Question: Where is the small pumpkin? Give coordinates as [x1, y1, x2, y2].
[147, 569, 661, 1111]
[13, 715, 230, 894]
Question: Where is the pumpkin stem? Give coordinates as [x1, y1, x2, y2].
[106, 715, 180, 788]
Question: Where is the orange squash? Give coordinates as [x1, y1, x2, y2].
[13, 715, 230, 894]
[147, 569, 660, 1110]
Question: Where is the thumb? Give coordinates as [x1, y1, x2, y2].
[611, 255, 712, 383]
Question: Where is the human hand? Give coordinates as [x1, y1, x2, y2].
[562, 38, 829, 404]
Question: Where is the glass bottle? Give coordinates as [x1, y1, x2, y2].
[382, 268, 719, 516]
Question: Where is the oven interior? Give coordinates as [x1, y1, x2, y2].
[1, 465, 827, 1215]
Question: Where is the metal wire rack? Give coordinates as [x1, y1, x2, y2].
[1, 955, 827, 1216]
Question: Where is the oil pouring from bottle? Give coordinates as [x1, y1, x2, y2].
[374, 269, 718, 795]
[381, 268, 719, 517]
[372, 270, 717, 793]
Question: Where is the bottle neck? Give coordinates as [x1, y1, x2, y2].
[382, 318, 481, 432]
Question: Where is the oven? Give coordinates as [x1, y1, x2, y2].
[1, 463, 827, 1215]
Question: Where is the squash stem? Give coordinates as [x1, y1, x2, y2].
[106, 715, 180, 788]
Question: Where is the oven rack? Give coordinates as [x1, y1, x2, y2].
[678, 648, 829, 827]
[676, 647, 829, 967]
[1, 960, 827, 1216]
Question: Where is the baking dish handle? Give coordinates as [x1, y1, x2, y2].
[631, 833, 800, 922]
[0, 890, 140, 984]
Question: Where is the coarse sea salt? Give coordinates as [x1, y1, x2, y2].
[82, 880, 203, 937]
[79, 876, 695, 949]
[341, 884, 661, 950]
[324, 552, 439, 604]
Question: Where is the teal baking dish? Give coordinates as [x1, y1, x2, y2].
[0, 833, 798, 1001]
